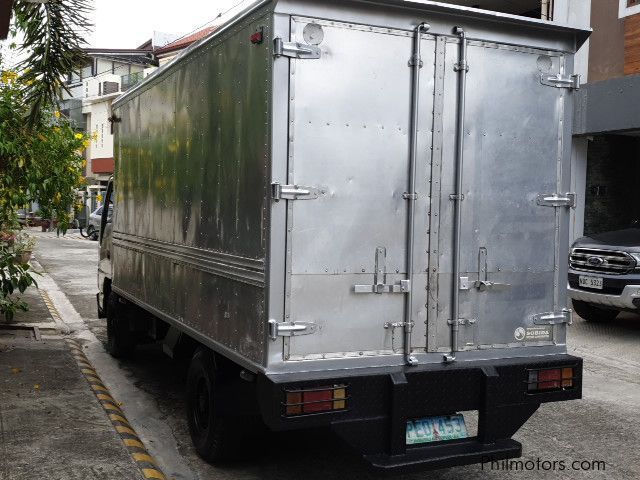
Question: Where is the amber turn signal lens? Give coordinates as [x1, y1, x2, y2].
[285, 392, 302, 416]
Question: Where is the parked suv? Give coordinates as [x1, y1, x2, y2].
[568, 228, 640, 321]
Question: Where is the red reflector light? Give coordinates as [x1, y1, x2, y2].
[527, 367, 574, 393]
[302, 390, 333, 413]
[250, 28, 264, 44]
[538, 369, 561, 390]
[284, 385, 348, 416]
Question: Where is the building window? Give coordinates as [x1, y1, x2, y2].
[629, 0, 640, 6]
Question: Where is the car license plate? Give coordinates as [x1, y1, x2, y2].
[579, 275, 603, 290]
[406, 414, 468, 445]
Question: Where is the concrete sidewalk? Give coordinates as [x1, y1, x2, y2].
[0, 289, 142, 480]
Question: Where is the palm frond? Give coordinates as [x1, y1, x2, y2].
[12, 0, 93, 126]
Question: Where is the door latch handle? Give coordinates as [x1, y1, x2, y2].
[474, 281, 511, 292]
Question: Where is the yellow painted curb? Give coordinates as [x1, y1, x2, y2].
[61, 338, 166, 479]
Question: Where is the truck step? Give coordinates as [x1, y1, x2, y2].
[363, 438, 521, 473]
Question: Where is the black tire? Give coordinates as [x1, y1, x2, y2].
[106, 294, 136, 358]
[572, 299, 619, 322]
[186, 348, 251, 464]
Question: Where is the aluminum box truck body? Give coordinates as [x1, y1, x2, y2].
[98, 0, 589, 471]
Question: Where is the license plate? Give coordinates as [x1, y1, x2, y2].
[579, 275, 603, 290]
[406, 414, 468, 445]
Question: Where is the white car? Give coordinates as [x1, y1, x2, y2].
[87, 206, 112, 239]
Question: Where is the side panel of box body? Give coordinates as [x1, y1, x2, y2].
[112, 5, 276, 372]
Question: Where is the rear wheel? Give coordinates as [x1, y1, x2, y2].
[106, 294, 136, 358]
[186, 348, 263, 463]
[572, 299, 619, 322]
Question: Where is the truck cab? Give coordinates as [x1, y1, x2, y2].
[96, 178, 113, 319]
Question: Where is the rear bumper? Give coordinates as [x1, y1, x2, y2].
[257, 354, 582, 472]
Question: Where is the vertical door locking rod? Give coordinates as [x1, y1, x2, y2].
[445, 26, 469, 364]
[403, 22, 430, 366]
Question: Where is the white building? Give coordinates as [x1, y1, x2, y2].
[60, 47, 158, 187]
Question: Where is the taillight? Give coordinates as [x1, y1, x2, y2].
[527, 367, 575, 393]
[284, 385, 348, 416]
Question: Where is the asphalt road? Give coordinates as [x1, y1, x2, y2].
[30, 231, 640, 480]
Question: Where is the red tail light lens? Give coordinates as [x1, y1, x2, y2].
[527, 367, 575, 393]
[284, 385, 348, 416]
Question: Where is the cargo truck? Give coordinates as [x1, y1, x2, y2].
[97, 0, 589, 471]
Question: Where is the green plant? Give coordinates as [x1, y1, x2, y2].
[0, 241, 36, 322]
[13, 231, 36, 254]
[0, 0, 91, 321]
[0, 69, 88, 232]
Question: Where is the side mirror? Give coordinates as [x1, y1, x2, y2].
[99, 180, 114, 245]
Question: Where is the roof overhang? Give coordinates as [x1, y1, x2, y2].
[574, 74, 640, 136]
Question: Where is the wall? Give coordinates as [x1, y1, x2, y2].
[584, 135, 640, 235]
[625, 13, 640, 74]
[553, 0, 592, 243]
[589, 0, 625, 82]
[88, 100, 114, 165]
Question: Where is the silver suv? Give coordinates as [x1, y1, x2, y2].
[568, 228, 640, 321]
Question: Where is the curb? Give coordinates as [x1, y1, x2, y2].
[39, 289, 71, 335]
[65, 339, 167, 480]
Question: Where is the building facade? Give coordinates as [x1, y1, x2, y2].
[60, 48, 158, 189]
[572, 0, 640, 240]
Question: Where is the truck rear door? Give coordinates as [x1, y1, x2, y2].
[281, 18, 435, 361]
[431, 40, 572, 352]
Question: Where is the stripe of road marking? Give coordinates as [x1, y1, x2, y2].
[142, 468, 166, 480]
[109, 414, 130, 425]
[132, 453, 156, 464]
[116, 425, 138, 436]
[123, 438, 145, 449]
[56, 338, 167, 479]
[101, 402, 123, 412]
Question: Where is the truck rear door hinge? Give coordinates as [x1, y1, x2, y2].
[271, 182, 321, 201]
[273, 38, 321, 59]
[268, 319, 317, 340]
[532, 309, 572, 326]
[540, 73, 580, 90]
[536, 192, 576, 208]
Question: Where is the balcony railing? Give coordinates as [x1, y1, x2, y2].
[121, 72, 145, 92]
